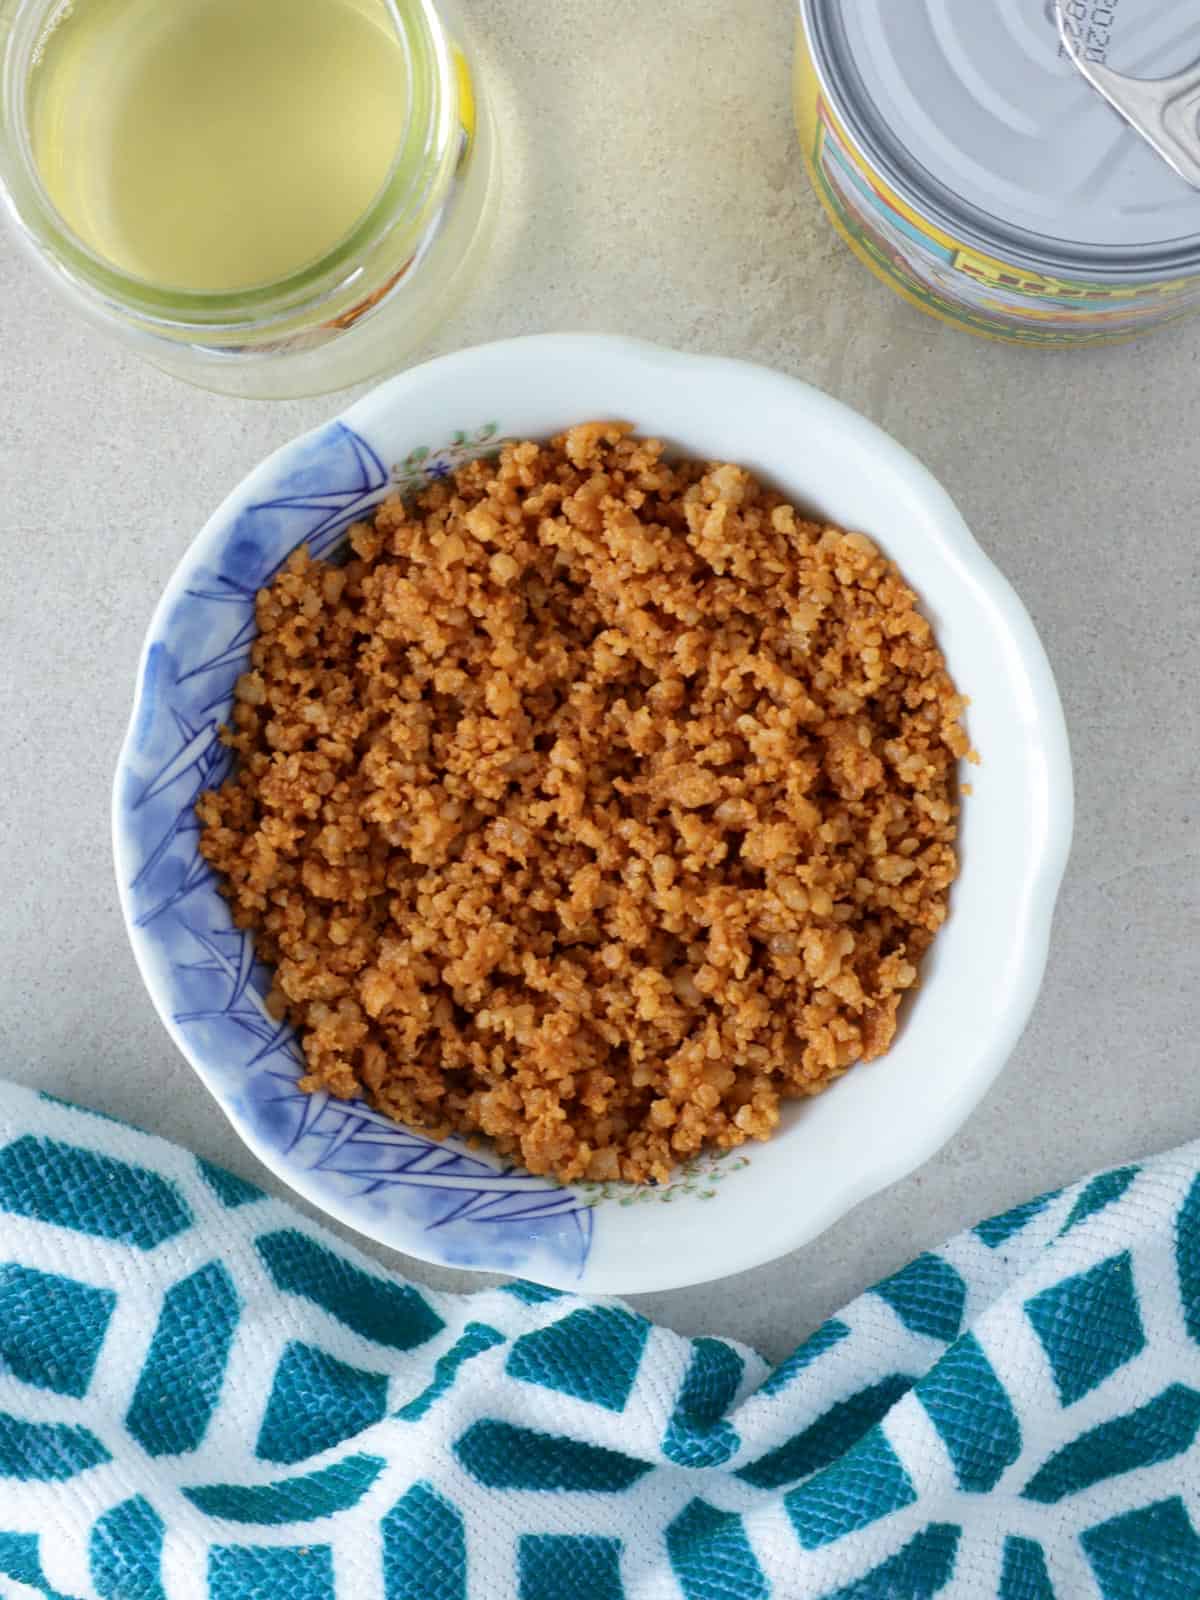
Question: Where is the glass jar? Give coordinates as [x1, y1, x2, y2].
[0, 0, 496, 397]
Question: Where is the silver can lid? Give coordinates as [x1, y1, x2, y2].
[806, 0, 1200, 267]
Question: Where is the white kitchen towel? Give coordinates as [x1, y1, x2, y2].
[0, 1078, 1196, 1599]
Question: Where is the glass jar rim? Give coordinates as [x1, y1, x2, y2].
[0, 0, 460, 332]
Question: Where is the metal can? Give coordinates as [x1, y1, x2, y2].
[795, 0, 1200, 346]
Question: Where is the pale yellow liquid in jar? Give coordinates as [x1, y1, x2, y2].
[29, 0, 411, 293]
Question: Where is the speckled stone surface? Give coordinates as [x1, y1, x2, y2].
[2, 0, 1198, 1360]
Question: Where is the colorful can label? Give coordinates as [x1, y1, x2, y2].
[793, 20, 1200, 346]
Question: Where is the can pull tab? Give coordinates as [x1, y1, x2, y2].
[1055, 1, 1200, 190]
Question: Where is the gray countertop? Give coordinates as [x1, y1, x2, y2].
[2, 0, 1197, 1364]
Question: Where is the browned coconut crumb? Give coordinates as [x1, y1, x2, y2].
[197, 423, 971, 1185]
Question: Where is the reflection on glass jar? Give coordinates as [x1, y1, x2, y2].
[0, 0, 496, 395]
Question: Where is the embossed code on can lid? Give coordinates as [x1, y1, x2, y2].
[806, 0, 1200, 263]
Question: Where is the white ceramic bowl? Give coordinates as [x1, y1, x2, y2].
[113, 334, 1072, 1294]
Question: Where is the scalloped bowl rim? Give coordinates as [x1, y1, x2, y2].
[113, 333, 1073, 1294]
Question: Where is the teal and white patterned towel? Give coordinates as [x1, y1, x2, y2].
[1, 1082, 1198, 1600]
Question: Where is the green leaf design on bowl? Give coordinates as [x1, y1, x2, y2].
[576, 1147, 750, 1207]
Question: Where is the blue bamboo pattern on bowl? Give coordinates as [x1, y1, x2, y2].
[117, 419, 596, 1277]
